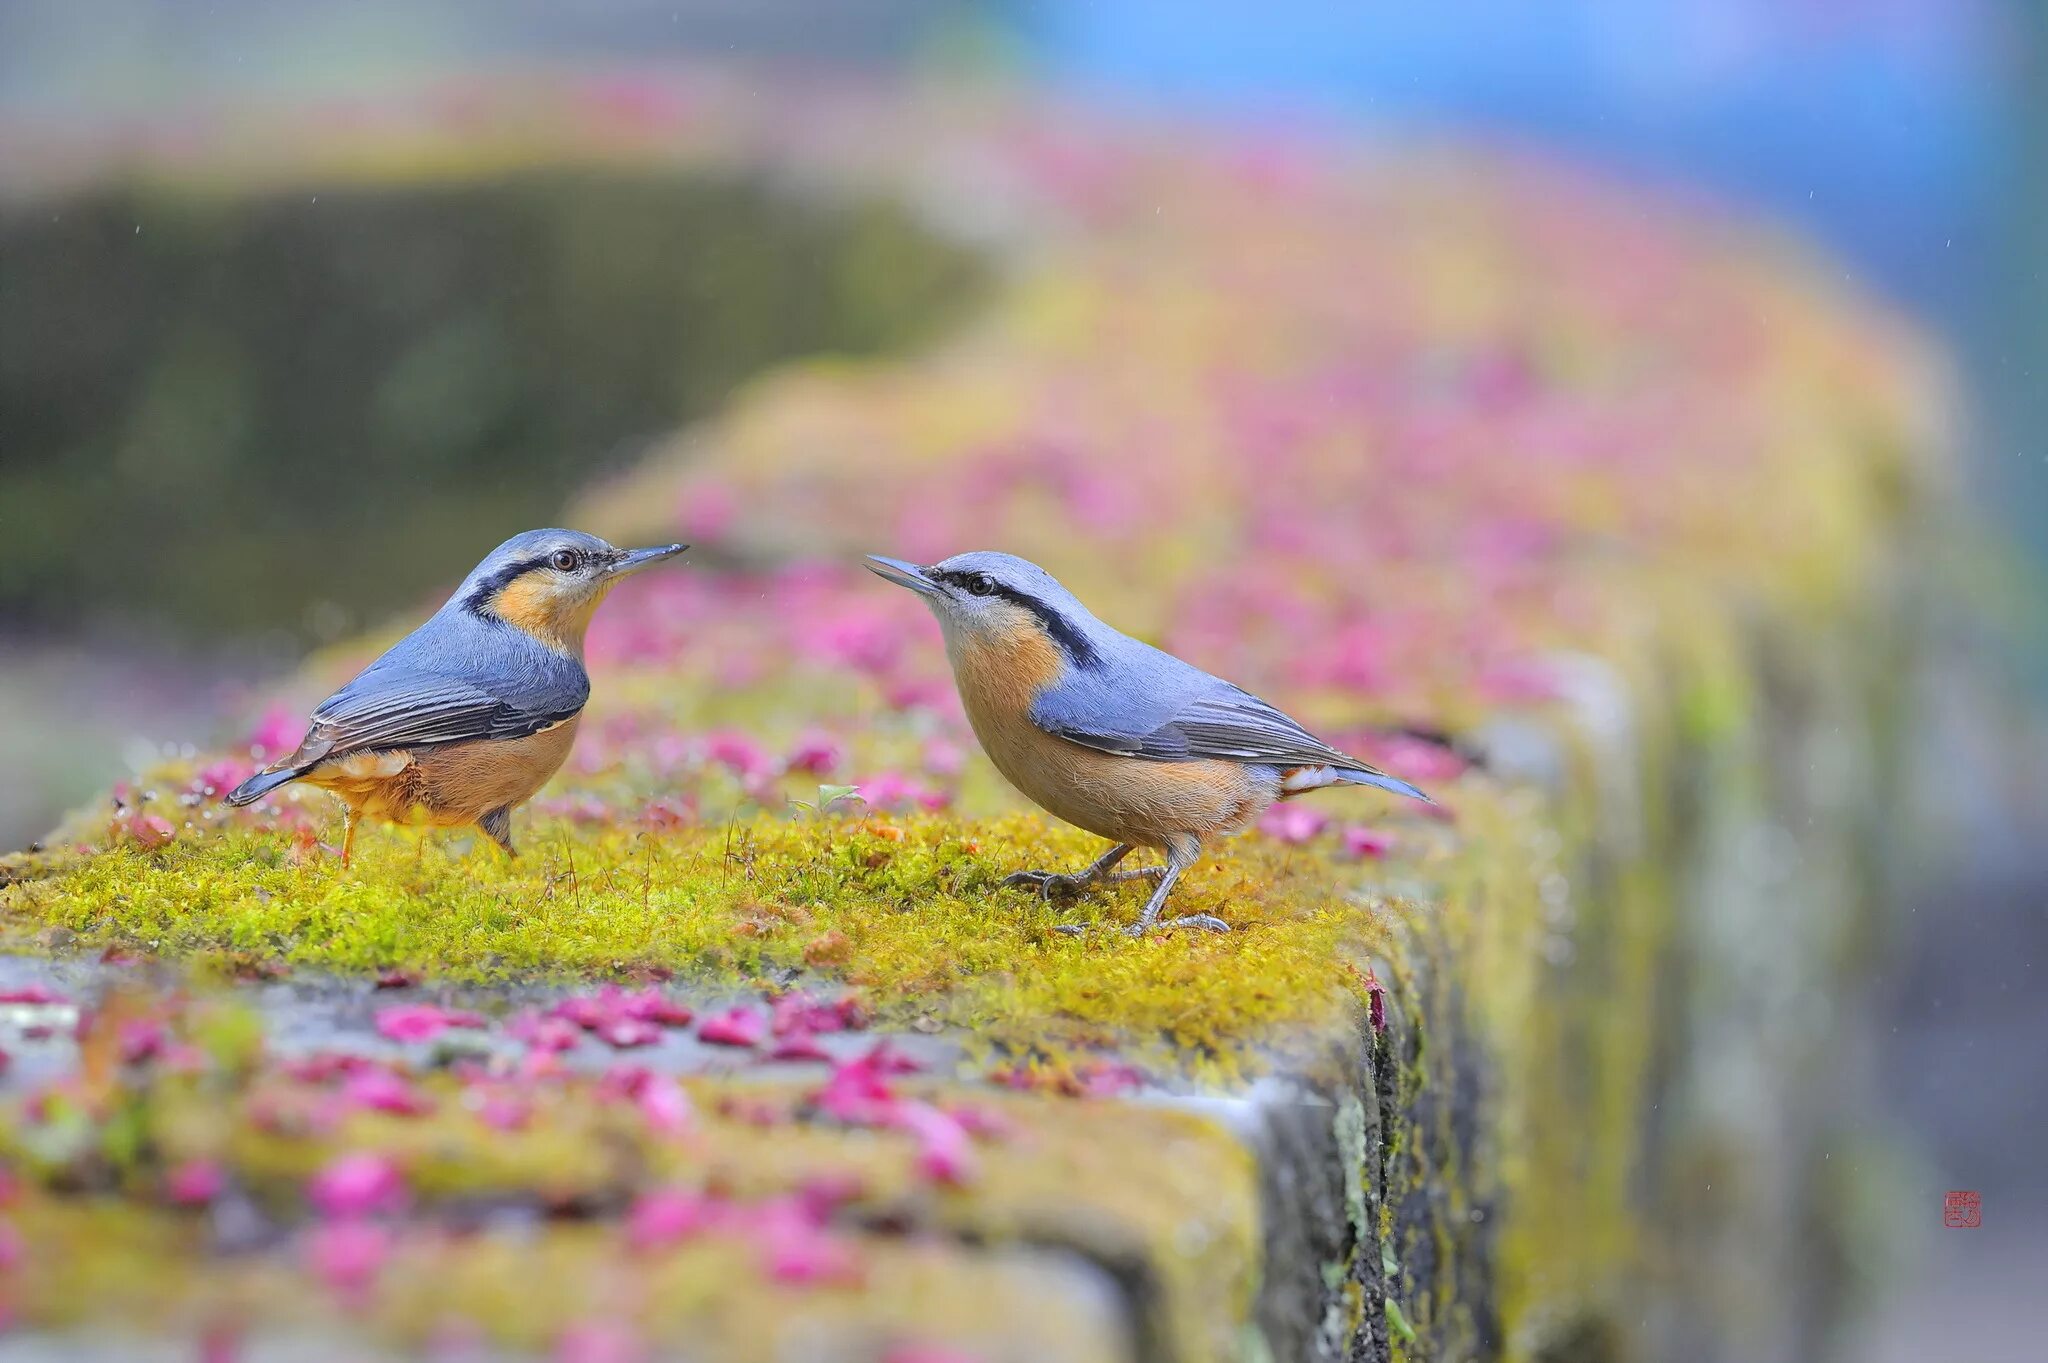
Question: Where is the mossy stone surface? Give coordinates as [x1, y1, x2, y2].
[0, 74, 1938, 1362]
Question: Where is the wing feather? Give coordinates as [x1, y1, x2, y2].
[1038, 685, 1349, 765]
[1035, 682, 1429, 800]
[268, 668, 582, 776]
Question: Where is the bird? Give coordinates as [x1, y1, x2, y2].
[226, 529, 686, 864]
[865, 551, 1430, 935]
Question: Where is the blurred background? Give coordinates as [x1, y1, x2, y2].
[1, 3, 2041, 1357]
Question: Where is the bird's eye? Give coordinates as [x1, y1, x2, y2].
[550, 550, 579, 572]
[966, 574, 997, 597]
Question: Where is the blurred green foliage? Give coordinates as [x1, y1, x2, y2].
[0, 171, 983, 638]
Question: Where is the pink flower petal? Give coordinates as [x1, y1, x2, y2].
[118, 1019, 167, 1064]
[768, 1035, 834, 1063]
[615, 989, 694, 1028]
[340, 1068, 435, 1117]
[597, 1018, 662, 1049]
[509, 1011, 583, 1053]
[307, 1152, 405, 1218]
[305, 1220, 391, 1301]
[637, 1076, 694, 1136]
[166, 1158, 226, 1206]
[696, 1006, 765, 1048]
[624, 1188, 711, 1252]
[475, 1092, 533, 1132]
[373, 1003, 486, 1044]
[1259, 803, 1329, 845]
[897, 1102, 977, 1187]
[760, 1216, 861, 1287]
[246, 704, 304, 761]
[1340, 824, 1396, 859]
[785, 731, 843, 776]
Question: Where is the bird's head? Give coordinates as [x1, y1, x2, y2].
[458, 529, 685, 653]
[865, 551, 1104, 673]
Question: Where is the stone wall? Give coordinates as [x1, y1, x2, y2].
[0, 74, 1942, 1362]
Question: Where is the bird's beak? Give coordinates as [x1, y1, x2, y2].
[609, 543, 688, 577]
[864, 554, 942, 598]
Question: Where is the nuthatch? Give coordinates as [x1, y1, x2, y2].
[227, 530, 685, 863]
[866, 551, 1429, 935]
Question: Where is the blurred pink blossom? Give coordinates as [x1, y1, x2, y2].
[245, 704, 303, 761]
[785, 731, 843, 776]
[340, 1068, 434, 1117]
[897, 1102, 977, 1187]
[921, 739, 966, 777]
[373, 1003, 485, 1045]
[509, 1012, 582, 1053]
[638, 1076, 693, 1136]
[697, 1006, 765, 1048]
[1260, 803, 1329, 845]
[305, 1221, 391, 1300]
[704, 731, 774, 782]
[307, 1152, 405, 1218]
[625, 1188, 711, 1252]
[1341, 825, 1396, 860]
[597, 1018, 662, 1049]
[857, 772, 950, 813]
[165, 1158, 225, 1206]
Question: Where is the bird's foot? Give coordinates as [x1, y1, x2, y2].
[1125, 913, 1232, 938]
[1003, 869, 1092, 901]
[1005, 864, 1161, 901]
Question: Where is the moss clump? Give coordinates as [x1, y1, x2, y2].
[3, 797, 1425, 1081]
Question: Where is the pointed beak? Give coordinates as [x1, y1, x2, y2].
[864, 554, 942, 598]
[609, 543, 688, 577]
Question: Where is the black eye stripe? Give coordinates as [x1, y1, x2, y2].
[463, 552, 575, 618]
[931, 570, 1101, 669]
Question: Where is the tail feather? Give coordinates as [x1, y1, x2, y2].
[225, 767, 300, 807]
[1333, 766, 1433, 804]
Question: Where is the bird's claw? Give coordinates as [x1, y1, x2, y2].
[1003, 869, 1084, 901]
[1051, 923, 1088, 937]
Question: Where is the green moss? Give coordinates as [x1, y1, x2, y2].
[4, 795, 1403, 1081]
[7, 1195, 1138, 1363]
[6, 1063, 1259, 1362]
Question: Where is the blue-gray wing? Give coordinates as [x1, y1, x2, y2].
[1032, 667, 1428, 800]
[1035, 680, 1349, 766]
[311, 670, 583, 752]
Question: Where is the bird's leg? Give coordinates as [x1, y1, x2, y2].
[338, 806, 357, 869]
[1129, 835, 1229, 936]
[477, 806, 517, 858]
[1101, 865, 1166, 885]
[1005, 842, 1135, 901]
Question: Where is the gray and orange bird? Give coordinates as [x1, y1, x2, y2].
[867, 551, 1429, 935]
[227, 529, 685, 863]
